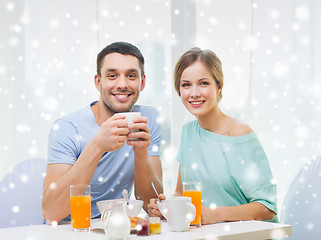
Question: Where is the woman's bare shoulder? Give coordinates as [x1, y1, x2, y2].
[227, 117, 253, 137]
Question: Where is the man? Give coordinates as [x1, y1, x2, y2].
[42, 41, 163, 224]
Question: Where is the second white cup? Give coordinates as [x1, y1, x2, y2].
[157, 196, 196, 232]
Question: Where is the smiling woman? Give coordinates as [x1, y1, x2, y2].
[148, 47, 278, 225]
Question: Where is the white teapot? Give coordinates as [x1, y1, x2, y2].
[101, 200, 131, 240]
[157, 196, 196, 232]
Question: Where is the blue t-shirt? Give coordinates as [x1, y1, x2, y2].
[47, 102, 161, 219]
[177, 120, 278, 222]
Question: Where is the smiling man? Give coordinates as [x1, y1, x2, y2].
[42, 42, 163, 224]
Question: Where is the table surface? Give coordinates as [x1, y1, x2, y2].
[0, 219, 292, 240]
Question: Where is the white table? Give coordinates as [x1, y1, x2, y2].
[0, 219, 291, 240]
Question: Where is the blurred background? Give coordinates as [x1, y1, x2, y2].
[1, 0, 320, 219]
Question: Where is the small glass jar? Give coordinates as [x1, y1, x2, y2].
[136, 219, 150, 236]
[149, 217, 161, 234]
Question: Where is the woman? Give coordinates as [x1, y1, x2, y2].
[148, 48, 278, 224]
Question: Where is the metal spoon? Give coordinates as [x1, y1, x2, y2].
[122, 189, 129, 204]
[151, 182, 163, 203]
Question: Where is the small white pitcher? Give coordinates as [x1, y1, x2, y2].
[157, 196, 196, 232]
[101, 201, 131, 240]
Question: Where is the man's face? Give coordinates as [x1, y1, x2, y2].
[95, 53, 145, 114]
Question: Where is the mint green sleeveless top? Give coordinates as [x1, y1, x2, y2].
[177, 120, 278, 222]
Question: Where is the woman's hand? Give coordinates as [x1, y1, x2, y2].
[201, 206, 221, 225]
[147, 194, 166, 218]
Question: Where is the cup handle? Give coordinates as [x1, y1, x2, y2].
[157, 201, 169, 220]
[101, 209, 110, 226]
[186, 202, 196, 223]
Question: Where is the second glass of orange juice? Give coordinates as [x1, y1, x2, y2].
[182, 181, 201, 227]
[70, 184, 91, 231]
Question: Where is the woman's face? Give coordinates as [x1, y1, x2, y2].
[179, 61, 219, 117]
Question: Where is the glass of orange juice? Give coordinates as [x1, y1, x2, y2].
[70, 184, 91, 231]
[182, 181, 201, 227]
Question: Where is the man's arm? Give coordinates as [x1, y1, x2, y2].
[134, 154, 163, 210]
[42, 115, 128, 223]
[42, 141, 107, 223]
[126, 116, 163, 211]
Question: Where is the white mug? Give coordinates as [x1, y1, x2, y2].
[116, 112, 141, 140]
[157, 196, 196, 232]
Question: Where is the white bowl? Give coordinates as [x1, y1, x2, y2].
[96, 199, 144, 218]
[96, 199, 124, 215]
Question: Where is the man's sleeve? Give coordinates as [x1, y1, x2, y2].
[47, 119, 80, 165]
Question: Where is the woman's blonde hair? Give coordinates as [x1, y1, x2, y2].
[174, 47, 223, 102]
